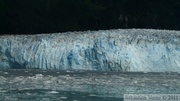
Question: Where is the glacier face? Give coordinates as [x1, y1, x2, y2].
[0, 29, 180, 72]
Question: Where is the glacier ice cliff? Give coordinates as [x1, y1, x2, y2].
[0, 29, 180, 72]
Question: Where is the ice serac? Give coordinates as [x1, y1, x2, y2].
[0, 29, 180, 72]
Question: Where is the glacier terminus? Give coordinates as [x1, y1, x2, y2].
[0, 29, 180, 72]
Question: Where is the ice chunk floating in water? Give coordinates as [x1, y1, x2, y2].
[0, 29, 180, 72]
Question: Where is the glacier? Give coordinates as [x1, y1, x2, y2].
[0, 29, 180, 72]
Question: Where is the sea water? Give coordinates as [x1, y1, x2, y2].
[0, 69, 180, 101]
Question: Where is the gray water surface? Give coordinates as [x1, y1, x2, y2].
[0, 69, 180, 101]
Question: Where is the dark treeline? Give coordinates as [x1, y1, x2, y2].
[0, 0, 180, 34]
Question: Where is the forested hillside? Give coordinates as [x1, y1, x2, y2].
[0, 0, 180, 34]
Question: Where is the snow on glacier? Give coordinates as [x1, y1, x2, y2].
[0, 29, 180, 72]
